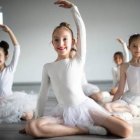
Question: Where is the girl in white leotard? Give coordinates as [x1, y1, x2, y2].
[0, 24, 37, 123]
[110, 38, 129, 95]
[20, 0, 132, 138]
[105, 34, 140, 118]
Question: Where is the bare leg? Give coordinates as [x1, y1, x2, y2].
[90, 110, 133, 138]
[90, 92, 103, 104]
[104, 102, 131, 113]
[23, 117, 88, 138]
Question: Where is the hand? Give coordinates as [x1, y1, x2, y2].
[116, 38, 125, 45]
[54, 0, 73, 8]
[110, 87, 118, 95]
[0, 24, 11, 33]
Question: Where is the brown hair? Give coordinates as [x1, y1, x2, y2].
[0, 40, 9, 56]
[113, 51, 124, 61]
[128, 34, 140, 46]
[52, 22, 74, 39]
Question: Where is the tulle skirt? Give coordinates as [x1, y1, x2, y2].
[43, 97, 111, 128]
[121, 91, 140, 106]
[0, 91, 38, 123]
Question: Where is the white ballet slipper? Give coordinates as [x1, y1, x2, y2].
[101, 91, 113, 103]
[88, 125, 107, 135]
[129, 104, 140, 117]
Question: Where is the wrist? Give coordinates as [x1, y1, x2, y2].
[71, 3, 76, 8]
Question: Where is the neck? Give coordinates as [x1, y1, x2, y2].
[56, 54, 70, 61]
[130, 57, 140, 67]
[131, 57, 140, 64]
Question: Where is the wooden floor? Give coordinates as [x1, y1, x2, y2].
[1, 82, 140, 140]
[0, 98, 140, 140]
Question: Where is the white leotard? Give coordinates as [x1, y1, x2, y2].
[126, 65, 140, 94]
[121, 64, 140, 106]
[37, 4, 86, 116]
[112, 43, 129, 91]
[0, 46, 20, 97]
[0, 46, 37, 123]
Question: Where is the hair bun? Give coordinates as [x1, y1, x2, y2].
[0, 40, 9, 50]
[0, 40, 9, 55]
[59, 22, 70, 28]
[53, 22, 74, 39]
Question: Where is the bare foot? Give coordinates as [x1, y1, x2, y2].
[21, 112, 34, 121]
[19, 128, 26, 134]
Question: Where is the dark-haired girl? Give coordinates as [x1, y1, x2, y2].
[110, 38, 129, 95]
[0, 24, 37, 123]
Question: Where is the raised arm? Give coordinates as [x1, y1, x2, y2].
[0, 24, 20, 72]
[117, 38, 129, 62]
[55, 0, 86, 63]
[35, 65, 50, 118]
[0, 24, 19, 46]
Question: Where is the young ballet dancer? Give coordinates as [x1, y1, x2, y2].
[105, 34, 140, 118]
[110, 38, 129, 95]
[20, 0, 132, 138]
[0, 24, 37, 123]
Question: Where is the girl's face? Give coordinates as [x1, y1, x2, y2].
[129, 38, 140, 58]
[52, 27, 74, 59]
[0, 48, 6, 67]
[114, 54, 123, 65]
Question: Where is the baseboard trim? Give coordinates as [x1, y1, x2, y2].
[13, 80, 112, 86]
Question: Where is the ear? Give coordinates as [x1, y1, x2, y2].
[127, 45, 130, 50]
[72, 39, 76, 46]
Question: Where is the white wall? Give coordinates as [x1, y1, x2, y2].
[0, 0, 140, 83]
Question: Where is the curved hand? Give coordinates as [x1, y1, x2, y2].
[54, 0, 73, 8]
[0, 24, 10, 33]
[116, 38, 125, 45]
[0, 24, 19, 46]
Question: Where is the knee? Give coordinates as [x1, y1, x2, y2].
[120, 124, 133, 138]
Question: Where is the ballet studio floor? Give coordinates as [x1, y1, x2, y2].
[0, 81, 140, 140]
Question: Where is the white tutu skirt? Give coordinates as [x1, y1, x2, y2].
[112, 98, 140, 117]
[121, 91, 140, 106]
[43, 97, 110, 129]
[82, 83, 100, 96]
[0, 91, 38, 123]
